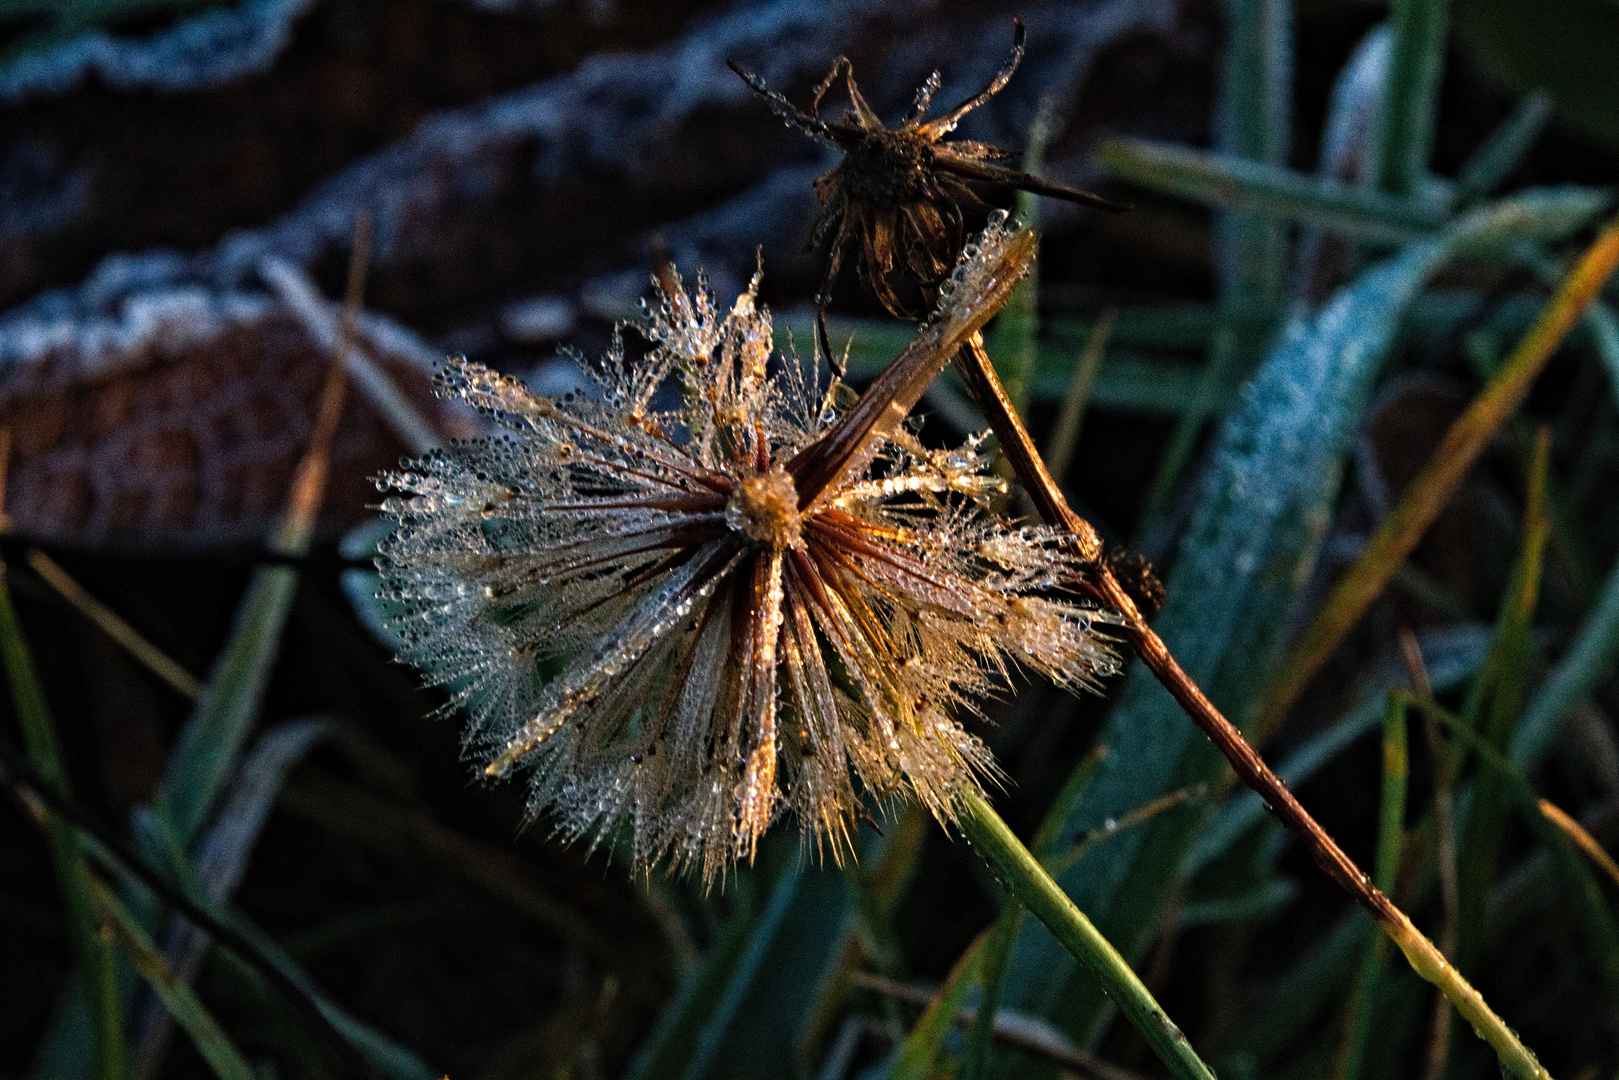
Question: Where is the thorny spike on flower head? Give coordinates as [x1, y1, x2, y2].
[376, 215, 1119, 884]
[728, 19, 1127, 359]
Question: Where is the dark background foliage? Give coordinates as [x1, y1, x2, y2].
[0, 1, 1616, 1078]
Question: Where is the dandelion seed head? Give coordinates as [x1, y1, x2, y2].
[376, 220, 1119, 884]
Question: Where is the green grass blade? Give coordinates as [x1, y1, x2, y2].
[159, 566, 299, 847]
[963, 750, 1107, 1080]
[1453, 92, 1555, 207]
[123, 808, 438, 1080]
[1099, 138, 1442, 244]
[1415, 696, 1619, 995]
[1216, 0, 1292, 305]
[996, 189, 1596, 1050]
[988, 98, 1056, 418]
[1227, 910, 1364, 1066]
[0, 567, 126, 1080]
[1456, 430, 1552, 967]
[87, 880, 253, 1080]
[796, 313, 1226, 417]
[1513, 548, 1619, 771]
[1376, 0, 1449, 195]
[1337, 696, 1409, 1080]
[961, 900, 1023, 1080]
[1256, 203, 1618, 739]
[885, 936, 985, 1080]
[622, 879, 762, 1080]
[679, 864, 804, 1080]
[1186, 625, 1488, 875]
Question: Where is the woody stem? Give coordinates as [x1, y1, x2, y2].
[951, 334, 1550, 1080]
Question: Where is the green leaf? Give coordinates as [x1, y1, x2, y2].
[1377, 0, 1450, 195]
[124, 809, 440, 1080]
[994, 187, 1605, 1049]
[88, 879, 254, 1080]
[160, 566, 299, 847]
[1455, 431, 1551, 968]
[1, 569, 126, 1080]
[1098, 138, 1444, 244]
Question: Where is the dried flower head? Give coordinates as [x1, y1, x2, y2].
[376, 216, 1118, 883]
[729, 20, 1126, 338]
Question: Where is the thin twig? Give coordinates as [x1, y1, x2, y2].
[949, 314, 1552, 1080]
[260, 251, 441, 458]
[1401, 627, 1456, 1080]
[271, 214, 371, 556]
[23, 549, 202, 700]
[1540, 799, 1619, 889]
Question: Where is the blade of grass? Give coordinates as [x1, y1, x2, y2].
[1099, 138, 1441, 244]
[1452, 92, 1554, 209]
[1044, 306, 1113, 489]
[1375, 0, 1449, 196]
[678, 864, 803, 1080]
[984, 194, 1580, 1079]
[964, 748, 1108, 1080]
[852, 971, 1152, 1080]
[623, 877, 762, 1080]
[989, 95, 1057, 419]
[1513, 489, 1619, 774]
[259, 254, 440, 457]
[0, 736, 420, 1080]
[961, 899, 1022, 1080]
[1045, 785, 1207, 880]
[1335, 695, 1409, 1080]
[1538, 798, 1619, 888]
[1227, 909, 1364, 1065]
[798, 808, 928, 1059]
[1186, 624, 1488, 875]
[129, 806, 430, 1080]
[161, 215, 370, 847]
[957, 792, 1218, 1080]
[135, 719, 331, 1080]
[796, 313, 1225, 416]
[0, 561, 126, 1080]
[1455, 428, 1552, 968]
[1257, 215, 1619, 740]
[24, 549, 202, 699]
[277, 772, 608, 957]
[885, 932, 985, 1080]
[88, 879, 253, 1080]
[1408, 694, 1619, 994]
[1155, 0, 1292, 524]
[1291, 24, 1391, 306]
[1215, 0, 1292, 303]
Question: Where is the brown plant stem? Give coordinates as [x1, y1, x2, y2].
[950, 333, 1551, 1080]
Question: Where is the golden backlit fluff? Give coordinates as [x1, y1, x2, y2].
[376, 215, 1119, 883]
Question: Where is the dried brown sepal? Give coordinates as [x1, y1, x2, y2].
[1104, 547, 1164, 616]
[728, 19, 1126, 356]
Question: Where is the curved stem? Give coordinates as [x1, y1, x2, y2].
[956, 792, 1217, 1080]
[953, 333, 1551, 1080]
